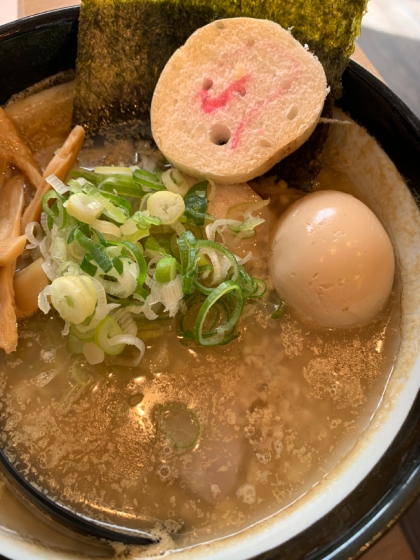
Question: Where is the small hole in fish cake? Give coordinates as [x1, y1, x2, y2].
[287, 105, 299, 120]
[238, 86, 246, 97]
[216, 21, 225, 30]
[203, 78, 213, 91]
[260, 139, 272, 148]
[246, 38, 255, 47]
[209, 123, 231, 146]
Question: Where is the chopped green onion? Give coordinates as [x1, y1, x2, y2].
[272, 299, 286, 319]
[64, 192, 104, 224]
[134, 285, 150, 300]
[83, 342, 105, 365]
[42, 190, 68, 229]
[155, 403, 200, 449]
[177, 230, 197, 295]
[156, 256, 177, 283]
[106, 240, 147, 286]
[50, 275, 98, 325]
[161, 168, 190, 197]
[112, 256, 124, 275]
[68, 330, 85, 354]
[195, 280, 244, 346]
[80, 255, 98, 276]
[95, 315, 125, 355]
[91, 228, 107, 247]
[97, 190, 132, 217]
[130, 211, 162, 230]
[231, 216, 265, 233]
[74, 229, 113, 273]
[178, 292, 224, 342]
[90, 219, 121, 240]
[46, 174, 70, 195]
[237, 266, 257, 298]
[133, 169, 165, 191]
[121, 229, 150, 244]
[136, 324, 163, 340]
[145, 236, 172, 258]
[98, 176, 145, 198]
[70, 168, 102, 185]
[147, 191, 185, 225]
[250, 278, 267, 298]
[227, 199, 270, 220]
[35, 162, 271, 358]
[94, 166, 132, 175]
[184, 223, 203, 240]
[184, 181, 208, 226]
[169, 233, 181, 258]
[70, 324, 95, 341]
[82, 184, 127, 224]
[196, 240, 239, 283]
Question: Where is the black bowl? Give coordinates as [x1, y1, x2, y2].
[1, 7, 420, 559]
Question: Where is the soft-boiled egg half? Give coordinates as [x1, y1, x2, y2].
[270, 190, 395, 328]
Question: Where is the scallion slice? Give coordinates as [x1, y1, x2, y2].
[155, 403, 200, 449]
[82, 185, 127, 224]
[272, 299, 286, 319]
[94, 166, 132, 175]
[184, 181, 208, 226]
[196, 240, 239, 283]
[133, 169, 165, 191]
[161, 168, 190, 197]
[46, 174, 70, 195]
[250, 278, 267, 298]
[97, 190, 132, 216]
[42, 190, 68, 229]
[90, 219, 122, 240]
[65, 192, 104, 224]
[195, 280, 244, 346]
[147, 191, 185, 225]
[106, 240, 147, 287]
[155, 256, 177, 283]
[95, 315, 125, 355]
[50, 275, 98, 325]
[74, 229, 113, 273]
[98, 176, 145, 198]
[70, 168, 102, 185]
[80, 255, 98, 276]
[177, 230, 197, 295]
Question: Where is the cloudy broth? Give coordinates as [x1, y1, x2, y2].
[0, 84, 401, 547]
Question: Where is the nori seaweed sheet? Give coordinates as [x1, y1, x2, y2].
[73, 0, 223, 134]
[73, 0, 368, 186]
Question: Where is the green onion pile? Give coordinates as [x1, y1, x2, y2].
[28, 164, 268, 366]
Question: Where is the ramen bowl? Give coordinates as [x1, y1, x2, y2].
[0, 7, 420, 560]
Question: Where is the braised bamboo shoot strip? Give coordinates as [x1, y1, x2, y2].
[5, 81, 75, 152]
[0, 108, 43, 191]
[0, 176, 25, 354]
[0, 176, 25, 240]
[0, 266, 18, 354]
[0, 151, 9, 190]
[0, 236, 27, 266]
[14, 258, 49, 316]
[22, 125, 85, 230]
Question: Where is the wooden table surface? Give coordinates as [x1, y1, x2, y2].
[2, 2, 419, 560]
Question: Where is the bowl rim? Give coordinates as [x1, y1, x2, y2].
[1, 7, 420, 560]
[0, 5, 80, 41]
